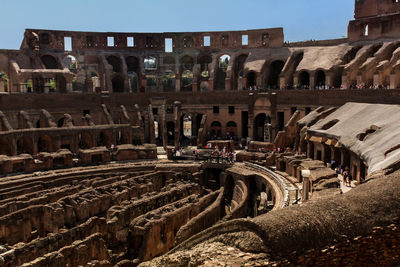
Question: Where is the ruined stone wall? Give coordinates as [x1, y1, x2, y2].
[274, 223, 400, 266]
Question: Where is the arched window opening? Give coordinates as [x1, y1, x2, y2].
[166, 121, 175, 146]
[267, 60, 285, 89]
[17, 136, 33, 155]
[41, 55, 59, 69]
[181, 70, 193, 92]
[247, 71, 257, 88]
[299, 71, 310, 89]
[316, 70, 326, 87]
[146, 75, 158, 92]
[126, 56, 140, 72]
[163, 70, 176, 92]
[107, 56, 122, 73]
[210, 121, 222, 139]
[128, 71, 138, 92]
[254, 113, 271, 141]
[180, 55, 194, 72]
[226, 121, 237, 139]
[144, 56, 157, 70]
[112, 75, 125, 93]
[219, 55, 230, 69]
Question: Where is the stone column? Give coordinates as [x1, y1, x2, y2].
[160, 105, 167, 148]
[66, 83, 73, 93]
[174, 101, 182, 148]
[148, 104, 156, 144]
[175, 74, 181, 92]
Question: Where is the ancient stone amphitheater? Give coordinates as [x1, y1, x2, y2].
[0, 0, 400, 266]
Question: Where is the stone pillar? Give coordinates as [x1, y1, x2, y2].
[160, 105, 167, 148]
[341, 75, 348, 89]
[373, 73, 380, 87]
[208, 79, 214, 91]
[174, 101, 182, 148]
[148, 104, 156, 144]
[66, 83, 73, 93]
[307, 142, 313, 159]
[279, 77, 285, 89]
[390, 72, 399, 89]
[0, 80, 4, 93]
[310, 75, 316, 90]
[225, 78, 231, 91]
[175, 75, 181, 92]
[356, 75, 362, 86]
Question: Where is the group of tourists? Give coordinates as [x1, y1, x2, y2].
[208, 145, 235, 164]
[334, 164, 353, 187]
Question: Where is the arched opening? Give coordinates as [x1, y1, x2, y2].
[146, 75, 158, 92]
[226, 121, 237, 139]
[316, 70, 326, 87]
[128, 71, 138, 92]
[215, 55, 230, 91]
[166, 121, 175, 146]
[219, 55, 230, 69]
[163, 70, 176, 92]
[224, 175, 235, 214]
[144, 56, 157, 70]
[126, 56, 140, 72]
[41, 55, 59, 69]
[0, 137, 12, 155]
[247, 71, 257, 88]
[215, 68, 226, 91]
[210, 121, 222, 139]
[254, 113, 271, 141]
[299, 71, 310, 89]
[181, 70, 193, 92]
[267, 60, 285, 89]
[198, 55, 212, 91]
[97, 132, 105, 146]
[107, 56, 122, 73]
[38, 135, 52, 153]
[0, 72, 9, 93]
[180, 55, 194, 72]
[17, 136, 33, 155]
[163, 56, 175, 66]
[26, 78, 33, 93]
[112, 75, 125, 93]
[233, 54, 248, 90]
[154, 121, 162, 145]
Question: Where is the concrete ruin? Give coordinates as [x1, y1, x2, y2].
[0, 0, 399, 266]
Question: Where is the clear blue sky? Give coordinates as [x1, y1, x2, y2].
[0, 0, 354, 49]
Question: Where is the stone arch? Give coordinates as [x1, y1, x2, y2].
[41, 55, 59, 69]
[107, 56, 122, 73]
[181, 70, 193, 92]
[16, 136, 34, 155]
[226, 121, 237, 138]
[112, 74, 125, 93]
[0, 137, 12, 155]
[299, 71, 310, 88]
[37, 135, 53, 153]
[210, 121, 222, 138]
[144, 56, 157, 70]
[267, 60, 285, 89]
[316, 70, 326, 87]
[180, 55, 194, 72]
[126, 56, 140, 72]
[162, 70, 176, 92]
[247, 71, 257, 88]
[163, 56, 175, 66]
